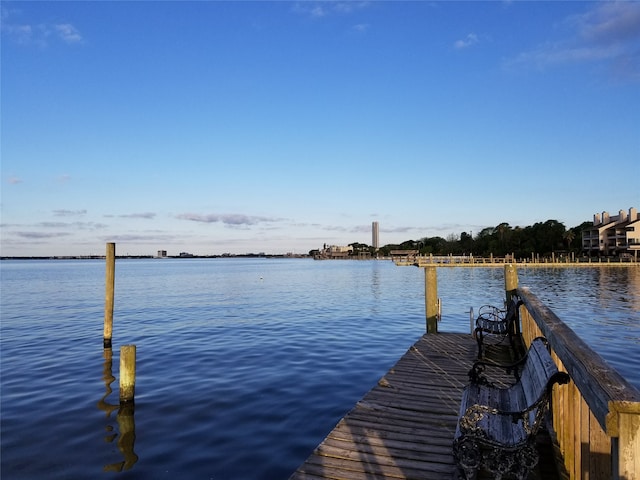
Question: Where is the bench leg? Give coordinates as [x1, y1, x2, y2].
[484, 443, 538, 480]
[514, 443, 539, 480]
[453, 438, 479, 480]
[475, 329, 484, 359]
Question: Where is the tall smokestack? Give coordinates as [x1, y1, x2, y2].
[372, 222, 379, 250]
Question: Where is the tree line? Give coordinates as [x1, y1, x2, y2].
[343, 219, 594, 259]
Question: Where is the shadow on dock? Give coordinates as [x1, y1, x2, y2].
[290, 333, 566, 480]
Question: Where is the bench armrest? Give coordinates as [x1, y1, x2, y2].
[468, 356, 526, 385]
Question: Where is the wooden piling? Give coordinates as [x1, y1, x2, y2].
[504, 263, 518, 303]
[104, 242, 116, 348]
[424, 266, 438, 333]
[119, 345, 136, 403]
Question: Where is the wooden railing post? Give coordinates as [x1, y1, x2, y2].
[104, 242, 116, 348]
[610, 404, 640, 479]
[425, 266, 438, 333]
[504, 263, 518, 304]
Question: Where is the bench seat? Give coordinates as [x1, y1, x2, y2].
[453, 337, 570, 480]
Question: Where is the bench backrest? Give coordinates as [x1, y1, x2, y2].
[477, 297, 521, 326]
[513, 337, 570, 431]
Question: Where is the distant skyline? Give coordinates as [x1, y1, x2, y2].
[2, 1, 639, 256]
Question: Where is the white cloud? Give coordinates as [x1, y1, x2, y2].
[2, 23, 33, 45]
[572, 1, 640, 45]
[53, 209, 87, 217]
[1, 8, 83, 47]
[334, 2, 370, 15]
[293, 1, 370, 18]
[54, 23, 82, 44]
[176, 212, 280, 226]
[15, 231, 72, 239]
[511, 42, 623, 69]
[310, 5, 326, 18]
[101, 233, 177, 243]
[508, 1, 640, 79]
[120, 212, 157, 219]
[454, 33, 479, 49]
[352, 23, 370, 33]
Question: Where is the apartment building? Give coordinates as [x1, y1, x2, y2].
[582, 207, 640, 257]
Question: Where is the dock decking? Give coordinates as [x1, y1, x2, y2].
[289, 333, 564, 480]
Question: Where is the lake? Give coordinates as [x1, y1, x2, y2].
[1, 259, 638, 479]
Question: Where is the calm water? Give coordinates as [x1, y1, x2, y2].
[1, 259, 638, 479]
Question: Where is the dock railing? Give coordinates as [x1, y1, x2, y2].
[516, 285, 640, 480]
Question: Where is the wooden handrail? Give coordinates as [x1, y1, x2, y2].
[516, 286, 640, 480]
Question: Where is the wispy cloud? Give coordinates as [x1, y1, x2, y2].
[383, 226, 417, 234]
[1, 23, 33, 45]
[507, 1, 640, 80]
[120, 212, 156, 219]
[1, 9, 83, 46]
[39, 221, 107, 230]
[293, 1, 370, 18]
[454, 33, 479, 50]
[176, 213, 281, 226]
[15, 231, 72, 239]
[571, 1, 640, 45]
[53, 209, 87, 217]
[101, 234, 177, 243]
[7, 176, 23, 184]
[351, 23, 370, 34]
[54, 24, 82, 44]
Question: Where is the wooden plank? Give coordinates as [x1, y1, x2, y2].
[290, 333, 563, 480]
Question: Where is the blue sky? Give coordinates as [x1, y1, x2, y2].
[2, 1, 639, 256]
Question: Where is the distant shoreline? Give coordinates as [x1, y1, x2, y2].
[0, 254, 311, 260]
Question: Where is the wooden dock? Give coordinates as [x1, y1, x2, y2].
[289, 333, 564, 480]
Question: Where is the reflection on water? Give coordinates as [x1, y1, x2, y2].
[107, 403, 137, 472]
[97, 347, 138, 472]
[97, 348, 118, 418]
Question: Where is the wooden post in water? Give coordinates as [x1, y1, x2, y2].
[119, 345, 136, 403]
[504, 263, 518, 303]
[424, 266, 438, 334]
[104, 242, 116, 348]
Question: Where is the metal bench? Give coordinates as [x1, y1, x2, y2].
[474, 296, 523, 359]
[453, 337, 570, 480]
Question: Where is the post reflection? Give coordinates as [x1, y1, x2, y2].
[98, 347, 139, 472]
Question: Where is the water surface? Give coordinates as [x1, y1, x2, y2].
[1, 259, 638, 479]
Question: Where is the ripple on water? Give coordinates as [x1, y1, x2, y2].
[1, 260, 638, 479]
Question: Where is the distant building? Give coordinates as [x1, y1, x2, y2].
[314, 244, 353, 259]
[582, 207, 639, 258]
[157, 250, 167, 258]
[372, 221, 379, 250]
